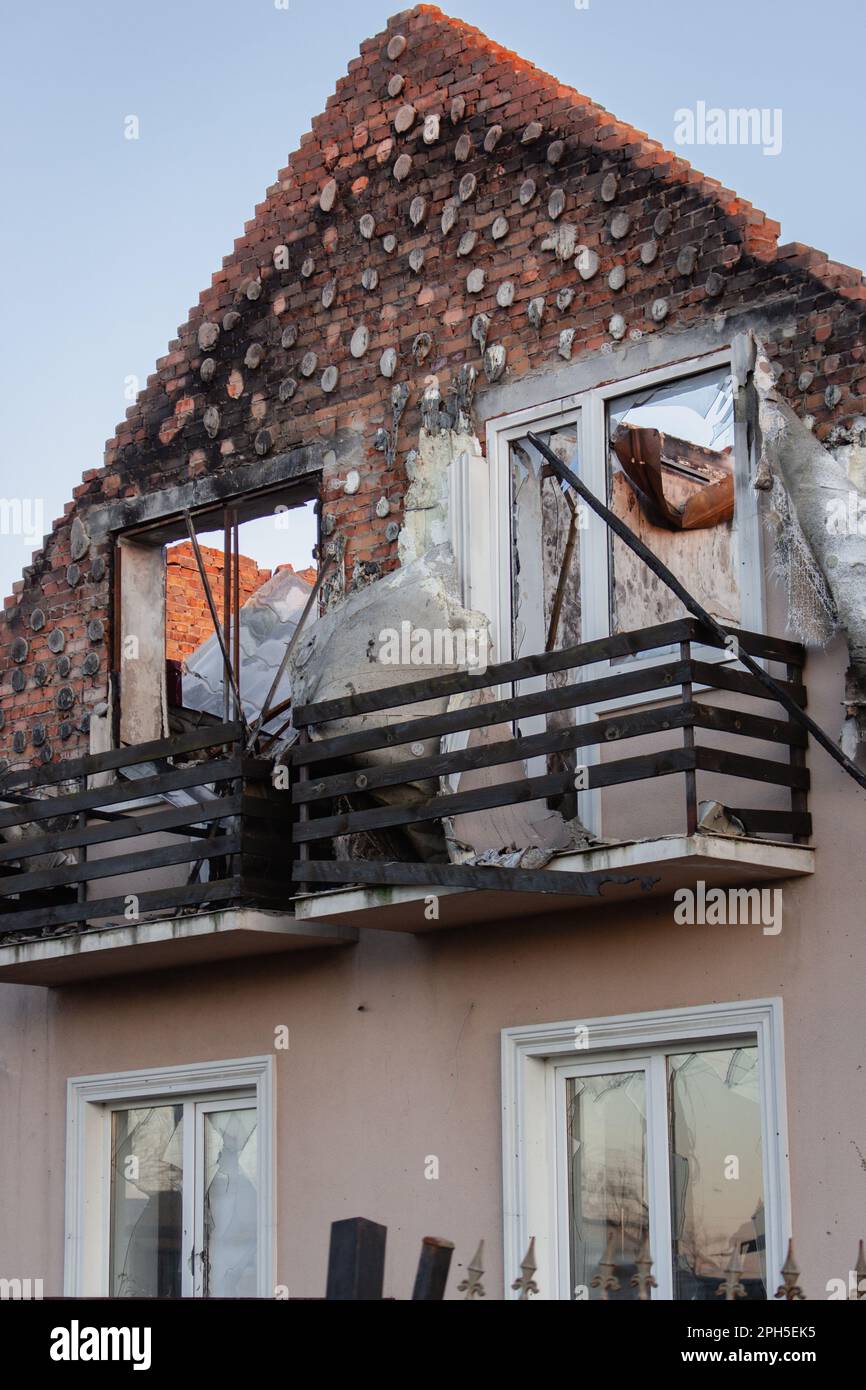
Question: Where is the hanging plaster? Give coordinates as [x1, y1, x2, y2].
[289, 543, 490, 861]
[750, 338, 866, 745]
[398, 422, 482, 567]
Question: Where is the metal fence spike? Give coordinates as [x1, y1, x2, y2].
[458, 1240, 486, 1299]
[775, 1238, 806, 1300]
[511, 1236, 540, 1299]
[591, 1231, 621, 1300]
[629, 1235, 657, 1301]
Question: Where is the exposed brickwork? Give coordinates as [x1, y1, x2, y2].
[165, 543, 273, 663]
[2, 3, 865, 768]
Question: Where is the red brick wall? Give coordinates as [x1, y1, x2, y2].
[165, 543, 273, 663]
[1, 4, 864, 767]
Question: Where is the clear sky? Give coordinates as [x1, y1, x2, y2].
[0, 0, 862, 601]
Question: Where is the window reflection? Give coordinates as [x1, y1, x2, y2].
[110, 1105, 184, 1298]
[202, 1108, 258, 1297]
[566, 1071, 649, 1300]
[607, 369, 739, 633]
[669, 1046, 766, 1300]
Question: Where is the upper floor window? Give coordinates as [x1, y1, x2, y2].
[488, 351, 762, 668]
[606, 366, 738, 635]
[115, 488, 318, 747]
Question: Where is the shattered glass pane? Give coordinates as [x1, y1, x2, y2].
[110, 1105, 183, 1298]
[509, 424, 581, 663]
[669, 1045, 766, 1300]
[202, 1108, 258, 1297]
[508, 423, 583, 821]
[607, 368, 740, 634]
[566, 1071, 649, 1300]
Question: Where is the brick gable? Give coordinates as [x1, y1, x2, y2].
[2, 3, 864, 767]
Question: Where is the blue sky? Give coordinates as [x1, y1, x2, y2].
[0, 0, 862, 599]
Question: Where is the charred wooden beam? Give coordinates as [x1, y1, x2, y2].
[5, 833, 239, 900]
[0, 722, 243, 795]
[0, 879, 238, 936]
[293, 619, 699, 725]
[0, 795, 243, 867]
[294, 748, 698, 843]
[293, 660, 690, 767]
[294, 701, 692, 805]
[0, 759, 242, 832]
[292, 859, 659, 898]
[183, 509, 246, 730]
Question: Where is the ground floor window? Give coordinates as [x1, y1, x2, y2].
[110, 1095, 258, 1297]
[501, 1000, 789, 1300]
[559, 1042, 764, 1300]
[66, 1057, 273, 1297]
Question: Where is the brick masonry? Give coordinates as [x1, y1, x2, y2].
[164, 543, 274, 664]
[2, 3, 865, 767]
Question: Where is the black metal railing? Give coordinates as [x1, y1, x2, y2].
[0, 722, 293, 936]
[0, 620, 811, 932]
[289, 617, 809, 897]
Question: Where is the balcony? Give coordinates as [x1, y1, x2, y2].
[0, 619, 815, 982]
[0, 723, 355, 984]
[289, 618, 814, 932]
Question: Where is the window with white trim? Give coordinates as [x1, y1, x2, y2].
[65, 1057, 273, 1298]
[110, 1093, 258, 1297]
[487, 349, 763, 668]
[501, 1000, 790, 1301]
[606, 366, 738, 636]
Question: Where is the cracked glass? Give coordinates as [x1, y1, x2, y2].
[669, 1045, 765, 1299]
[566, 1070, 648, 1300]
[110, 1104, 184, 1298]
[202, 1107, 259, 1297]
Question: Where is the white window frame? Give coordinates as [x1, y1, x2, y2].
[64, 1055, 274, 1298]
[486, 346, 764, 668]
[485, 347, 765, 832]
[501, 998, 790, 1301]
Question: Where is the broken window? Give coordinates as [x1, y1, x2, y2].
[560, 1041, 766, 1301]
[110, 1104, 184, 1298]
[109, 1093, 259, 1298]
[606, 367, 740, 634]
[166, 502, 318, 737]
[507, 421, 584, 824]
[509, 422, 582, 662]
[201, 1105, 258, 1297]
[114, 485, 319, 747]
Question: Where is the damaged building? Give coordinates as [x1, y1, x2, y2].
[1, 4, 866, 1301]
